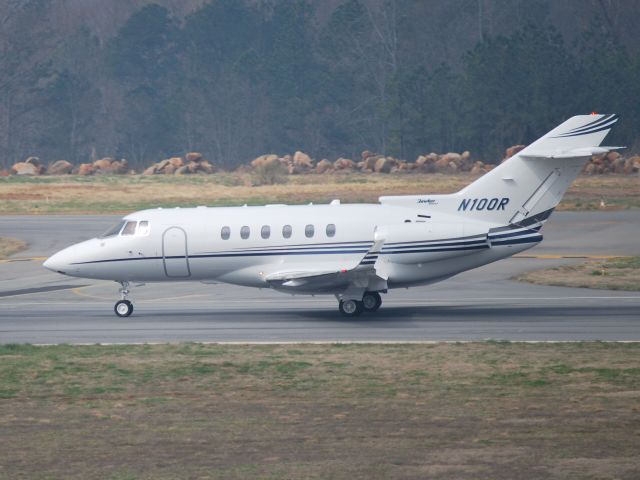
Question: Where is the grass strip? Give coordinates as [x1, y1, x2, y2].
[0, 342, 639, 479]
[1, 173, 638, 214]
[0, 236, 26, 259]
[517, 256, 640, 291]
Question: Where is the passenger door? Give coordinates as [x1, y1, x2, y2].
[162, 227, 190, 278]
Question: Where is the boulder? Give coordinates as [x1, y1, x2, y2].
[77, 163, 95, 176]
[397, 161, 413, 171]
[175, 165, 191, 175]
[606, 151, 621, 162]
[461, 151, 471, 162]
[10, 162, 39, 175]
[24, 156, 41, 167]
[198, 160, 214, 174]
[612, 156, 626, 174]
[434, 156, 450, 171]
[109, 159, 128, 174]
[504, 145, 526, 159]
[470, 161, 485, 175]
[316, 159, 333, 174]
[47, 160, 73, 175]
[362, 155, 381, 171]
[163, 164, 176, 175]
[93, 157, 113, 171]
[361, 150, 375, 161]
[374, 156, 397, 173]
[186, 152, 203, 163]
[334, 157, 355, 170]
[169, 157, 184, 168]
[186, 161, 200, 173]
[142, 165, 157, 175]
[624, 155, 640, 174]
[156, 159, 172, 172]
[293, 151, 313, 168]
[415, 155, 427, 167]
[440, 152, 462, 165]
[251, 154, 279, 168]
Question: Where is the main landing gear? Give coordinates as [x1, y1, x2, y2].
[338, 292, 382, 317]
[114, 281, 134, 317]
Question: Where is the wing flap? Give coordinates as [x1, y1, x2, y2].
[264, 236, 387, 292]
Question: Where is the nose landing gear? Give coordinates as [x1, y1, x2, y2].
[114, 281, 134, 317]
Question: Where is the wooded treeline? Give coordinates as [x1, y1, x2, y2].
[1, 0, 639, 169]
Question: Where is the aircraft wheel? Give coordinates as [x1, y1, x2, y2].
[114, 300, 134, 317]
[362, 292, 382, 312]
[339, 299, 363, 317]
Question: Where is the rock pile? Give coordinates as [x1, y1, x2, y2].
[250, 149, 494, 175]
[583, 151, 640, 175]
[75, 157, 129, 175]
[5, 147, 639, 177]
[249, 151, 316, 175]
[142, 152, 214, 175]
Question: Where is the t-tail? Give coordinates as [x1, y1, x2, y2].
[380, 114, 623, 226]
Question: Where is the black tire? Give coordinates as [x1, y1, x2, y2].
[362, 292, 382, 312]
[114, 300, 133, 317]
[339, 299, 363, 317]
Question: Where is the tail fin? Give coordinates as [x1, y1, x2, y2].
[381, 114, 622, 225]
[457, 114, 621, 224]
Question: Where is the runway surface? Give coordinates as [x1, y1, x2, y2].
[1, 211, 639, 344]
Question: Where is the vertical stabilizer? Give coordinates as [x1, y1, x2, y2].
[453, 114, 620, 224]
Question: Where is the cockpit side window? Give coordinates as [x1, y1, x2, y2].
[136, 221, 150, 236]
[121, 221, 137, 236]
[100, 221, 126, 238]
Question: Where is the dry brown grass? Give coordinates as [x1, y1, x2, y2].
[1, 173, 637, 214]
[0, 236, 26, 258]
[0, 342, 639, 479]
[517, 256, 640, 291]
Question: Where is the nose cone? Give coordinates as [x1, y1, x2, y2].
[43, 249, 72, 275]
[43, 238, 104, 277]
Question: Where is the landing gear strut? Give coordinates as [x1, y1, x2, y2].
[114, 281, 134, 317]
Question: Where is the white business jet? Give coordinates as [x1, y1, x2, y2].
[44, 114, 620, 317]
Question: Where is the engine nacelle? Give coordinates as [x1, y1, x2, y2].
[376, 222, 489, 264]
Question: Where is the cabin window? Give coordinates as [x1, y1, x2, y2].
[136, 221, 150, 236]
[305, 224, 314, 238]
[221, 226, 230, 240]
[282, 225, 292, 238]
[100, 221, 126, 238]
[240, 226, 250, 239]
[121, 221, 137, 236]
[261, 225, 270, 239]
[326, 224, 336, 237]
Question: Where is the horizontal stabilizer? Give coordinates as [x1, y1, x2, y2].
[521, 146, 625, 160]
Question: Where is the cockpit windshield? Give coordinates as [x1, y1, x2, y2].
[100, 221, 126, 238]
[99, 220, 151, 238]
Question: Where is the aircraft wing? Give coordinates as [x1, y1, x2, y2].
[263, 238, 387, 294]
